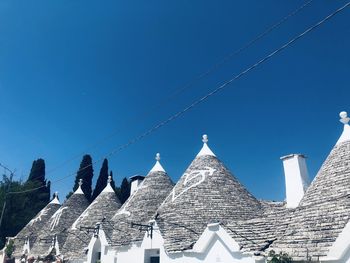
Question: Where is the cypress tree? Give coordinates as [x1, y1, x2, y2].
[92, 159, 109, 200]
[26, 158, 50, 206]
[65, 191, 73, 200]
[25, 159, 50, 215]
[28, 159, 45, 183]
[118, 177, 130, 204]
[72, 154, 94, 201]
[109, 171, 116, 191]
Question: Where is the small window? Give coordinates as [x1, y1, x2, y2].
[144, 249, 160, 263]
[150, 256, 159, 263]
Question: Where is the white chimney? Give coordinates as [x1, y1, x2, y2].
[129, 175, 145, 195]
[280, 154, 310, 208]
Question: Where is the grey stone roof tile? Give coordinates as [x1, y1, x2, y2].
[106, 169, 174, 247]
[30, 193, 90, 258]
[61, 191, 121, 261]
[271, 140, 350, 261]
[12, 201, 61, 258]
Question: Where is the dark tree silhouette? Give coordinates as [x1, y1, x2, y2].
[109, 171, 116, 191]
[72, 154, 94, 202]
[92, 159, 109, 200]
[117, 177, 130, 204]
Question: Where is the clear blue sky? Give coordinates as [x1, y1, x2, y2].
[0, 0, 349, 201]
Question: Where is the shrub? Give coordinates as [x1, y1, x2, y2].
[5, 239, 15, 258]
[267, 250, 292, 263]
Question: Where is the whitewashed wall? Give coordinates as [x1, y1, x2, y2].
[324, 220, 350, 263]
[104, 222, 262, 263]
[86, 229, 116, 263]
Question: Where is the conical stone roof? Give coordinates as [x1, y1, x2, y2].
[156, 135, 262, 252]
[12, 193, 61, 258]
[107, 154, 174, 247]
[271, 112, 350, 261]
[61, 176, 121, 261]
[30, 181, 90, 258]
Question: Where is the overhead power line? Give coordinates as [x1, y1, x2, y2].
[44, 0, 313, 176]
[7, 1, 350, 195]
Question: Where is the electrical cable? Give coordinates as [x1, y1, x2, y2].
[44, 0, 313, 176]
[7, 1, 350, 195]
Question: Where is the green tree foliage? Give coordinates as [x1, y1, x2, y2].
[0, 159, 50, 249]
[5, 239, 15, 258]
[72, 155, 94, 202]
[0, 176, 22, 249]
[116, 177, 130, 204]
[267, 250, 292, 263]
[92, 159, 109, 200]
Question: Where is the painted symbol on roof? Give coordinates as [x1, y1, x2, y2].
[71, 210, 90, 230]
[29, 207, 50, 226]
[172, 166, 216, 202]
[50, 207, 68, 231]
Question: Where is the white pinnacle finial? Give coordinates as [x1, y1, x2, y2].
[336, 111, 350, 145]
[202, 134, 208, 143]
[102, 175, 114, 193]
[50, 191, 60, 204]
[150, 152, 165, 172]
[197, 134, 216, 157]
[74, 179, 84, 194]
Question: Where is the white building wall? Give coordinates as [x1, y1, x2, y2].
[343, 248, 350, 263]
[112, 222, 262, 263]
[115, 243, 144, 263]
[324, 219, 350, 263]
[86, 229, 116, 263]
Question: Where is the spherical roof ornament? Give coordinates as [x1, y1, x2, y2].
[340, 111, 350, 125]
[197, 134, 216, 157]
[150, 152, 165, 173]
[74, 178, 84, 194]
[336, 111, 350, 145]
[202, 134, 208, 143]
[102, 175, 115, 193]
